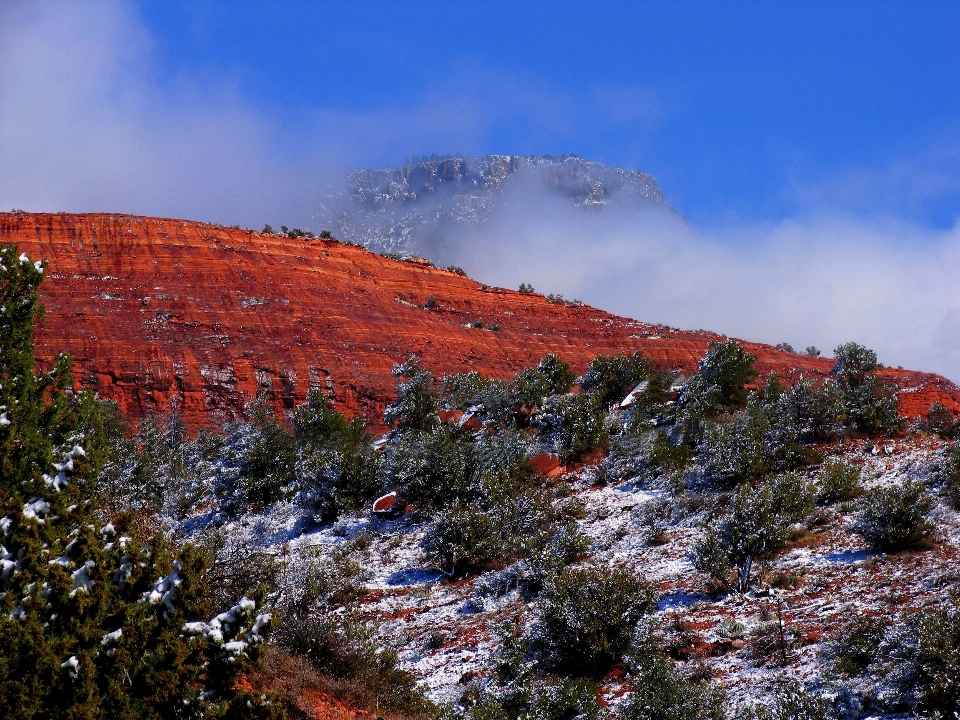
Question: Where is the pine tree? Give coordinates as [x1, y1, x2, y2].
[0, 245, 281, 719]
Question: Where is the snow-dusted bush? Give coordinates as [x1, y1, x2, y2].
[925, 401, 957, 438]
[444, 371, 518, 426]
[781, 377, 844, 442]
[693, 476, 813, 593]
[618, 635, 726, 720]
[738, 681, 830, 720]
[817, 459, 862, 504]
[853, 480, 935, 551]
[293, 391, 384, 519]
[388, 423, 479, 507]
[680, 339, 758, 415]
[0, 245, 278, 719]
[942, 443, 960, 510]
[533, 393, 607, 463]
[384, 356, 439, 431]
[421, 474, 555, 577]
[533, 566, 656, 674]
[832, 342, 905, 434]
[831, 599, 960, 718]
[580, 350, 651, 409]
[514, 354, 577, 409]
[528, 678, 603, 720]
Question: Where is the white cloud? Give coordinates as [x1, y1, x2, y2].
[0, 0, 326, 227]
[443, 184, 960, 381]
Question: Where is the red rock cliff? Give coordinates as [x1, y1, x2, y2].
[1, 212, 956, 430]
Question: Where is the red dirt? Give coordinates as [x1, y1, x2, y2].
[3, 211, 958, 431]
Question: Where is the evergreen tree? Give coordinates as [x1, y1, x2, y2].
[0, 245, 279, 719]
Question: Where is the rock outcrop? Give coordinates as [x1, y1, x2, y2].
[320, 154, 665, 257]
[2, 212, 957, 430]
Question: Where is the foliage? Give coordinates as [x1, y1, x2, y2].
[0, 244, 277, 719]
[832, 342, 905, 434]
[691, 339, 758, 412]
[943, 442, 960, 510]
[533, 566, 656, 675]
[853, 480, 935, 551]
[830, 598, 960, 719]
[693, 476, 813, 593]
[832, 615, 885, 677]
[388, 423, 479, 507]
[738, 680, 830, 720]
[579, 351, 652, 409]
[384, 357, 439, 432]
[700, 388, 815, 485]
[443, 372, 518, 426]
[619, 635, 726, 720]
[293, 391, 383, 520]
[817, 459, 862, 504]
[926, 401, 957, 437]
[421, 473, 555, 577]
[533, 393, 607, 463]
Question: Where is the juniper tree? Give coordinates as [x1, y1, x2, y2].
[0, 245, 279, 719]
[580, 351, 652, 409]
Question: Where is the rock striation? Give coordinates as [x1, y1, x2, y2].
[2, 211, 957, 431]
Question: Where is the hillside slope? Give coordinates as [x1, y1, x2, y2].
[2, 211, 957, 429]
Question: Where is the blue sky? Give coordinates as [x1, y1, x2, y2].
[132, 1, 960, 227]
[4, 1, 960, 379]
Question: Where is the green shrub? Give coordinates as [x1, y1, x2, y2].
[0, 244, 279, 718]
[619, 646, 725, 720]
[853, 480, 935, 551]
[389, 422, 478, 507]
[832, 342, 905, 434]
[529, 679, 602, 720]
[942, 443, 960, 510]
[693, 477, 809, 593]
[293, 390, 384, 517]
[533, 566, 656, 675]
[905, 602, 960, 718]
[538, 354, 578, 395]
[768, 471, 817, 523]
[832, 615, 885, 677]
[829, 600, 960, 719]
[739, 680, 830, 720]
[580, 351, 652, 409]
[817, 459, 862, 504]
[926, 401, 957, 437]
[272, 609, 432, 717]
[421, 475, 554, 577]
[696, 339, 758, 410]
[533, 393, 607, 463]
[646, 431, 694, 474]
[384, 357, 439, 432]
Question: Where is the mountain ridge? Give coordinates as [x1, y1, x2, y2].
[318, 154, 666, 260]
[2, 211, 957, 431]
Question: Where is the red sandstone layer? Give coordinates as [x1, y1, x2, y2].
[1, 212, 956, 430]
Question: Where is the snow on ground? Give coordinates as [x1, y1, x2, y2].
[208, 435, 960, 714]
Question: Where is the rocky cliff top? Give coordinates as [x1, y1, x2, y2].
[319, 154, 665, 257]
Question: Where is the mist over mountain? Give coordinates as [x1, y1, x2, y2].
[317, 154, 665, 263]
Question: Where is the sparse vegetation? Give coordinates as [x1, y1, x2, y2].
[853, 480, 936, 551]
[817, 459, 862, 504]
[533, 566, 656, 675]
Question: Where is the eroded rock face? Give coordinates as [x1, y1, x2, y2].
[2, 212, 957, 430]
